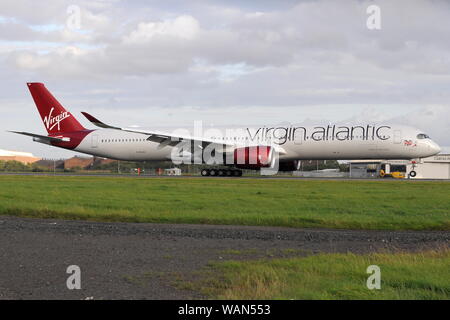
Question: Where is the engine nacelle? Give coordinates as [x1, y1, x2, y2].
[233, 146, 274, 170]
[278, 160, 301, 172]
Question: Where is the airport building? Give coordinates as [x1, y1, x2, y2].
[0, 149, 41, 164]
[348, 154, 450, 179]
[64, 156, 116, 170]
[64, 156, 93, 170]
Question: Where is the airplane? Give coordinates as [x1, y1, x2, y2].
[10, 82, 441, 177]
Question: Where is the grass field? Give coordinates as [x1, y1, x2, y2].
[193, 249, 450, 299]
[0, 175, 449, 230]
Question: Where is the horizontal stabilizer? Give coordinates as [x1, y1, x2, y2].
[8, 131, 69, 143]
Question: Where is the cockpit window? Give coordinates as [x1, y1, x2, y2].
[417, 133, 430, 139]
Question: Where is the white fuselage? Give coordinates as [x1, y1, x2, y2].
[71, 124, 441, 162]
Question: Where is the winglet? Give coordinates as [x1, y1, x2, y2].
[81, 112, 121, 129]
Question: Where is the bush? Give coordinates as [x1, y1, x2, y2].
[0, 160, 32, 172]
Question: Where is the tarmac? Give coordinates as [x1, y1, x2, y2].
[0, 216, 448, 299]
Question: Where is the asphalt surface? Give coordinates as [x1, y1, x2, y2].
[0, 215, 448, 300]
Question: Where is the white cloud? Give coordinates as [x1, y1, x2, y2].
[124, 15, 200, 43]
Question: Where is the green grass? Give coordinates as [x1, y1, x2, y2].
[195, 249, 450, 299]
[0, 175, 449, 230]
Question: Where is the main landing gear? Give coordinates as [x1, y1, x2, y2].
[200, 168, 243, 177]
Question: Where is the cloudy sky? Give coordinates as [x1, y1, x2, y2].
[1, 0, 449, 158]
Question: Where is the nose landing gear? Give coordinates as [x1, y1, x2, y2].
[408, 160, 418, 178]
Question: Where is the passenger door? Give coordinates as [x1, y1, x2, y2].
[91, 134, 98, 148]
[394, 130, 402, 144]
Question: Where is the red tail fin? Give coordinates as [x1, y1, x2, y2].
[27, 82, 85, 134]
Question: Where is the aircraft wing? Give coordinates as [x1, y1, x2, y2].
[81, 112, 234, 149]
[81, 112, 287, 155]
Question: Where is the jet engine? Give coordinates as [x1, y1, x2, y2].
[233, 146, 274, 169]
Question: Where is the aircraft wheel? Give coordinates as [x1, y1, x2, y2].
[218, 169, 225, 176]
[201, 169, 210, 176]
[225, 170, 232, 177]
[210, 169, 217, 176]
[409, 170, 417, 178]
[232, 170, 242, 177]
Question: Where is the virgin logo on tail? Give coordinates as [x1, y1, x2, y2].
[43, 107, 71, 131]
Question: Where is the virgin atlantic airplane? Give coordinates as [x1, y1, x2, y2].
[10, 83, 441, 177]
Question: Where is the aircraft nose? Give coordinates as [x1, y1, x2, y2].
[429, 141, 441, 155]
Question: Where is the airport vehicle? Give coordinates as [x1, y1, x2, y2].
[10, 83, 441, 176]
[380, 170, 406, 179]
[380, 164, 407, 179]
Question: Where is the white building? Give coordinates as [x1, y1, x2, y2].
[408, 154, 450, 179]
[0, 149, 41, 164]
[348, 154, 450, 179]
